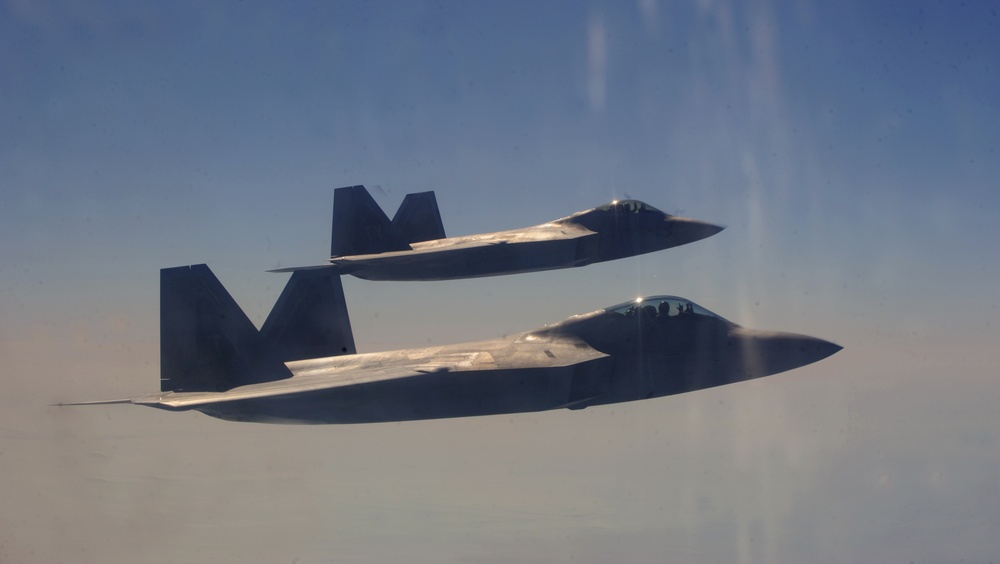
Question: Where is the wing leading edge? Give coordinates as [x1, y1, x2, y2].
[132, 338, 609, 410]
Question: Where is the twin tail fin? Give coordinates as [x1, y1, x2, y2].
[160, 265, 355, 393]
[330, 185, 445, 257]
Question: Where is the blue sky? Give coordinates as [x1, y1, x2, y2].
[2, 1, 999, 562]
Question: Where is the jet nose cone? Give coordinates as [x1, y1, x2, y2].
[733, 329, 842, 378]
[787, 334, 843, 363]
[668, 216, 726, 245]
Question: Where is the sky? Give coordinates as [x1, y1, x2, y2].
[2, 0, 999, 562]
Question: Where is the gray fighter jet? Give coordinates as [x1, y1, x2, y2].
[62, 265, 841, 424]
[273, 185, 724, 280]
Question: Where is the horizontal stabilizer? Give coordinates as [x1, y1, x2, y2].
[267, 264, 339, 274]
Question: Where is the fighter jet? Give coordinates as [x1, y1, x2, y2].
[61, 265, 841, 424]
[272, 185, 724, 281]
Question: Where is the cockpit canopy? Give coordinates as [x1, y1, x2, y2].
[606, 296, 734, 325]
[562, 199, 671, 233]
[595, 200, 667, 215]
[524, 295, 735, 346]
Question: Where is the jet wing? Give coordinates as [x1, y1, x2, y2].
[335, 222, 596, 261]
[133, 338, 609, 409]
[133, 363, 439, 409]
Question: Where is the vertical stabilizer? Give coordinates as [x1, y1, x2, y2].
[260, 268, 357, 361]
[330, 185, 412, 257]
[160, 265, 292, 392]
[392, 191, 446, 243]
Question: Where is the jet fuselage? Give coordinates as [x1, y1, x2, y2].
[333, 201, 724, 281]
[137, 297, 840, 424]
